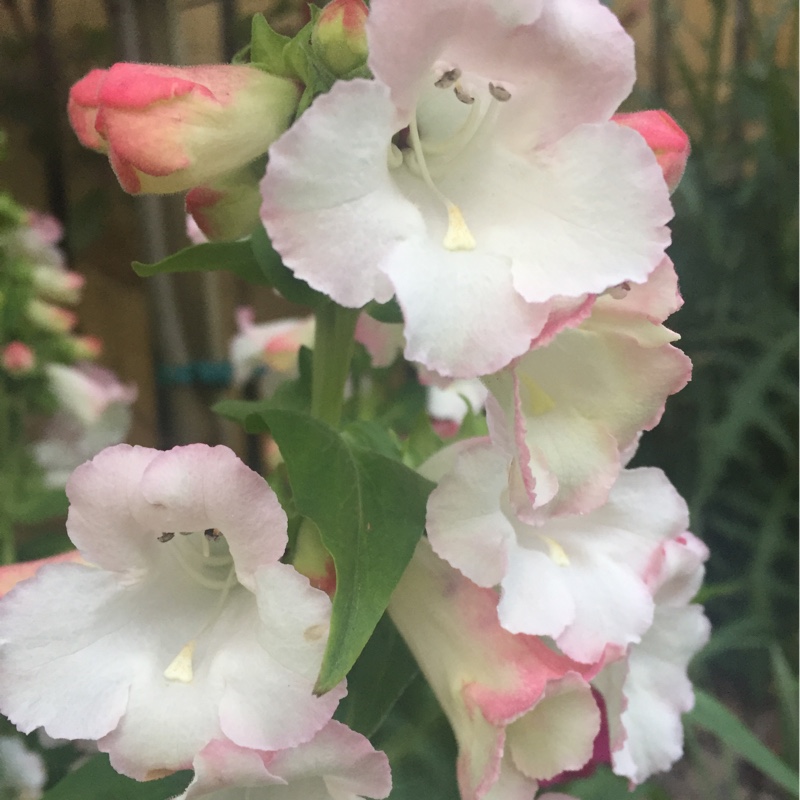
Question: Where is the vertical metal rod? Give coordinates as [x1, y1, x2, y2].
[33, 0, 70, 252]
[220, 0, 239, 61]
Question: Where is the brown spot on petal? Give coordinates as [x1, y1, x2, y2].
[304, 623, 326, 642]
[144, 769, 175, 781]
[157, 532, 175, 543]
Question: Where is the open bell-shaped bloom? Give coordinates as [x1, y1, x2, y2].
[178, 721, 390, 800]
[0, 444, 344, 780]
[261, 0, 673, 378]
[593, 533, 710, 784]
[389, 540, 604, 800]
[483, 258, 690, 522]
[426, 444, 690, 665]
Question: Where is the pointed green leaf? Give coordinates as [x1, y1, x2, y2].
[41, 755, 191, 800]
[261, 409, 433, 694]
[689, 689, 799, 796]
[133, 240, 267, 285]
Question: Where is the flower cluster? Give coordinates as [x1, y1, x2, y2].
[0, 195, 136, 564]
[0, 1, 706, 799]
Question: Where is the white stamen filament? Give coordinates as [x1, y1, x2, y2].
[164, 564, 237, 683]
[420, 99, 483, 156]
[407, 116, 476, 251]
[171, 540, 234, 590]
[387, 142, 403, 169]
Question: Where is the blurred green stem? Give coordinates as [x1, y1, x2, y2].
[310, 302, 359, 428]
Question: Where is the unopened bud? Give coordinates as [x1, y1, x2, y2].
[312, 0, 369, 76]
[2, 341, 35, 375]
[613, 110, 690, 193]
[27, 299, 78, 333]
[66, 334, 103, 360]
[32, 266, 85, 305]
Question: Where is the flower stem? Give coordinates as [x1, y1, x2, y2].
[310, 302, 359, 428]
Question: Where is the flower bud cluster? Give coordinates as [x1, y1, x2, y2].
[0, 193, 136, 492]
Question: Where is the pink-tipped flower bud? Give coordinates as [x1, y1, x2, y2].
[32, 266, 85, 305]
[185, 168, 262, 242]
[26, 299, 78, 334]
[67, 334, 104, 360]
[2, 342, 35, 375]
[312, 0, 369, 76]
[68, 63, 301, 195]
[613, 110, 690, 193]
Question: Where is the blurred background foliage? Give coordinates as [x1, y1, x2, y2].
[0, 0, 797, 798]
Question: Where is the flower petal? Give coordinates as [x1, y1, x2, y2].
[261, 79, 418, 307]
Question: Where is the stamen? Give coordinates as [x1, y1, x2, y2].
[540, 535, 570, 566]
[434, 68, 461, 89]
[162, 565, 237, 685]
[407, 116, 476, 251]
[488, 82, 512, 102]
[158, 532, 174, 543]
[204, 528, 222, 541]
[421, 99, 483, 156]
[171, 539, 234, 590]
[453, 83, 475, 105]
[164, 640, 196, 683]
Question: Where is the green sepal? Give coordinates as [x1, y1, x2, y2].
[133, 240, 268, 285]
[258, 408, 434, 695]
[41, 754, 191, 800]
[250, 13, 293, 77]
[250, 224, 326, 307]
[365, 297, 404, 324]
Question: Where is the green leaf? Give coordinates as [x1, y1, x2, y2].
[373, 675, 459, 800]
[770, 642, 800, 766]
[250, 224, 325, 307]
[41, 755, 191, 800]
[333, 614, 418, 738]
[342, 420, 402, 461]
[688, 689, 800, 796]
[133, 241, 267, 285]
[260, 409, 434, 694]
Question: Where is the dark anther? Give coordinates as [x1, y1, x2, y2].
[435, 68, 461, 89]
